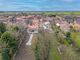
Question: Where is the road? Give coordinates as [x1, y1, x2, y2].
[14, 34, 35, 60]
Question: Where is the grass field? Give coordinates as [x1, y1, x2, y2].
[43, 11, 80, 15]
[0, 12, 17, 14]
[0, 11, 80, 15]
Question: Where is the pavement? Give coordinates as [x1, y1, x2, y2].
[26, 33, 33, 45]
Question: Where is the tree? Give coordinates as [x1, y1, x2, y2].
[0, 32, 13, 46]
[0, 22, 6, 33]
[0, 31, 19, 59]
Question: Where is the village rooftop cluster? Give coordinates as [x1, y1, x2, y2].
[0, 13, 80, 33]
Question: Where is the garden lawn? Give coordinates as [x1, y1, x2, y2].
[71, 32, 80, 48]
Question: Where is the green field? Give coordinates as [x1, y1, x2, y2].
[43, 11, 80, 15]
[0, 11, 80, 15]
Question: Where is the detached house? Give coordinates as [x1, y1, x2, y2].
[64, 16, 73, 23]
[27, 19, 39, 33]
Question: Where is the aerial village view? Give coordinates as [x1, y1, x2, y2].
[0, 0, 80, 60]
[0, 12, 80, 60]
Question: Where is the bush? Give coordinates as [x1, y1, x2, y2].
[65, 32, 72, 44]
[0, 23, 6, 33]
[0, 32, 2, 38]
[12, 26, 19, 32]
[2, 48, 10, 60]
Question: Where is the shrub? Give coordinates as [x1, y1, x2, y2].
[2, 48, 10, 60]
[12, 26, 19, 32]
[0, 23, 6, 33]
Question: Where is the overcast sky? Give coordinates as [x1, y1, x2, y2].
[0, 0, 80, 11]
